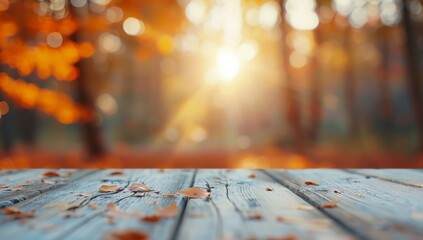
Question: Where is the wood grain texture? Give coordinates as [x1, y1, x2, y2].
[265, 169, 423, 240]
[177, 169, 354, 240]
[0, 169, 195, 240]
[0, 169, 90, 208]
[349, 169, 423, 188]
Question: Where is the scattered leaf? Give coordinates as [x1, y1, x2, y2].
[78, 193, 94, 198]
[41, 179, 55, 184]
[42, 171, 60, 178]
[140, 215, 161, 223]
[110, 171, 124, 176]
[188, 212, 207, 218]
[88, 203, 100, 209]
[176, 187, 210, 199]
[265, 186, 273, 191]
[129, 183, 151, 192]
[2, 207, 35, 219]
[247, 173, 256, 178]
[63, 211, 83, 218]
[267, 235, 298, 240]
[320, 201, 338, 208]
[99, 184, 119, 193]
[104, 203, 130, 224]
[276, 216, 286, 223]
[156, 203, 178, 218]
[46, 203, 80, 211]
[104, 229, 149, 240]
[305, 181, 319, 186]
[245, 213, 262, 220]
[146, 200, 156, 205]
[295, 205, 315, 211]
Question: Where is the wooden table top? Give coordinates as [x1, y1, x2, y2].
[0, 169, 422, 240]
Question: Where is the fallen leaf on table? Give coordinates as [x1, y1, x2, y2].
[265, 186, 273, 191]
[99, 184, 120, 193]
[104, 203, 131, 224]
[104, 229, 149, 240]
[156, 202, 178, 218]
[140, 215, 161, 223]
[295, 205, 315, 211]
[146, 200, 156, 205]
[63, 211, 83, 218]
[46, 202, 79, 211]
[42, 171, 60, 178]
[247, 173, 256, 178]
[176, 187, 210, 199]
[267, 235, 298, 240]
[305, 181, 319, 186]
[78, 193, 94, 198]
[129, 183, 151, 192]
[245, 213, 262, 220]
[2, 207, 35, 219]
[110, 171, 124, 176]
[188, 212, 207, 218]
[88, 203, 100, 209]
[41, 179, 55, 184]
[320, 201, 338, 208]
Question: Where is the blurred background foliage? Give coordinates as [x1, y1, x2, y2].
[0, 0, 423, 167]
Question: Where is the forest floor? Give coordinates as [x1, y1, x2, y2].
[0, 146, 422, 168]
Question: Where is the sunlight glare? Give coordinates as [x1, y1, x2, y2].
[217, 50, 241, 81]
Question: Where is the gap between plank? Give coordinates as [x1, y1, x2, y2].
[345, 169, 423, 188]
[170, 169, 197, 240]
[261, 169, 370, 240]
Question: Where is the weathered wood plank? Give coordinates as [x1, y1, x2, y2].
[266, 169, 423, 240]
[177, 169, 354, 240]
[348, 169, 423, 188]
[0, 169, 195, 240]
[0, 169, 89, 208]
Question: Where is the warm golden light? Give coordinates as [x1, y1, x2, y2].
[217, 49, 241, 81]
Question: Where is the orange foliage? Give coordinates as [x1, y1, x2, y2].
[0, 73, 93, 124]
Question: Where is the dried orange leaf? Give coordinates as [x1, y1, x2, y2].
[320, 201, 338, 208]
[78, 193, 94, 198]
[63, 211, 82, 218]
[2, 207, 35, 219]
[42, 171, 60, 178]
[245, 213, 262, 220]
[176, 187, 210, 199]
[99, 184, 119, 192]
[305, 181, 319, 186]
[156, 202, 178, 218]
[88, 203, 100, 209]
[129, 183, 151, 192]
[110, 171, 124, 176]
[188, 212, 207, 218]
[267, 234, 298, 240]
[140, 215, 161, 223]
[265, 186, 273, 191]
[46, 202, 79, 211]
[295, 205, 315, 211]
[104, 229, 149, 240]
[247, 173, 256, 178]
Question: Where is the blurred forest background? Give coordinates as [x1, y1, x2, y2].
[0, 0, 423, 168]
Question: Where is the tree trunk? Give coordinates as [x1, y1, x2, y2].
[344, 27, 359, 138]
[402, 0, 423, 150]
[70, 7, 106, 158]
[280, 1, 305, 151]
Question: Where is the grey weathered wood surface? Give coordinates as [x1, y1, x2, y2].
[0, 169, 422, 240]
